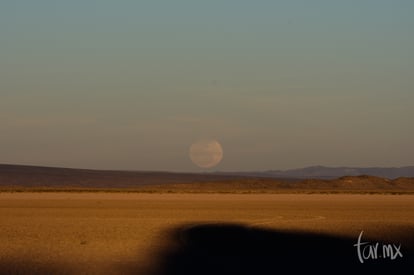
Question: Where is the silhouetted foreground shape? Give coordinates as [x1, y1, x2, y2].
[1, 224, 412, 274]
[148, 224, 414, 275]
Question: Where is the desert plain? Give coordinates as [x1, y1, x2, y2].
[0, 192, 413, 274]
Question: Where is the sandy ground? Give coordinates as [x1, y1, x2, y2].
[0, 193, 413, 274]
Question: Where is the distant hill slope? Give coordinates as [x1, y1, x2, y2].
[0, 164, 246, 188]
[1, 164, 413, 192]
[229, 166, 414, 179]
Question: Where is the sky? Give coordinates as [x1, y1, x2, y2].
[1, 1, 413, 172]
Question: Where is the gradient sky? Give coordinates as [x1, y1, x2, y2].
[1, 1, 413, 171]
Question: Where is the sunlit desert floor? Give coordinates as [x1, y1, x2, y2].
[0, 193, 413, 274]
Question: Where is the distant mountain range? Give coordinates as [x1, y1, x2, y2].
[0, 164, 413, 192]
[224, 165, 414, 179]
[0, 164, 246, 188]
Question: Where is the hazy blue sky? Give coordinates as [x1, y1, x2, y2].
[1, 1, 413, 171]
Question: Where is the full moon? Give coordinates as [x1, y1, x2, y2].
[189, 139, 223, 168]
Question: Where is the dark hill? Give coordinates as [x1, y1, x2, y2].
[0, 164, 246, 188]
[1, 164, 413, 193]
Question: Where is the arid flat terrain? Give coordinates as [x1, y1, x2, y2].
[0, 193, 413, 274]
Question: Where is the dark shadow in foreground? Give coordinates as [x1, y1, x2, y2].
[1, 224, 413, 274]
[144, 223, 414, 275]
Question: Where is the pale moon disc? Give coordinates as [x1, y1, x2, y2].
[189, 139, 223, 168]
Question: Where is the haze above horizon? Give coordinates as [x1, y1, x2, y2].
[1, 1, 413, 172]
